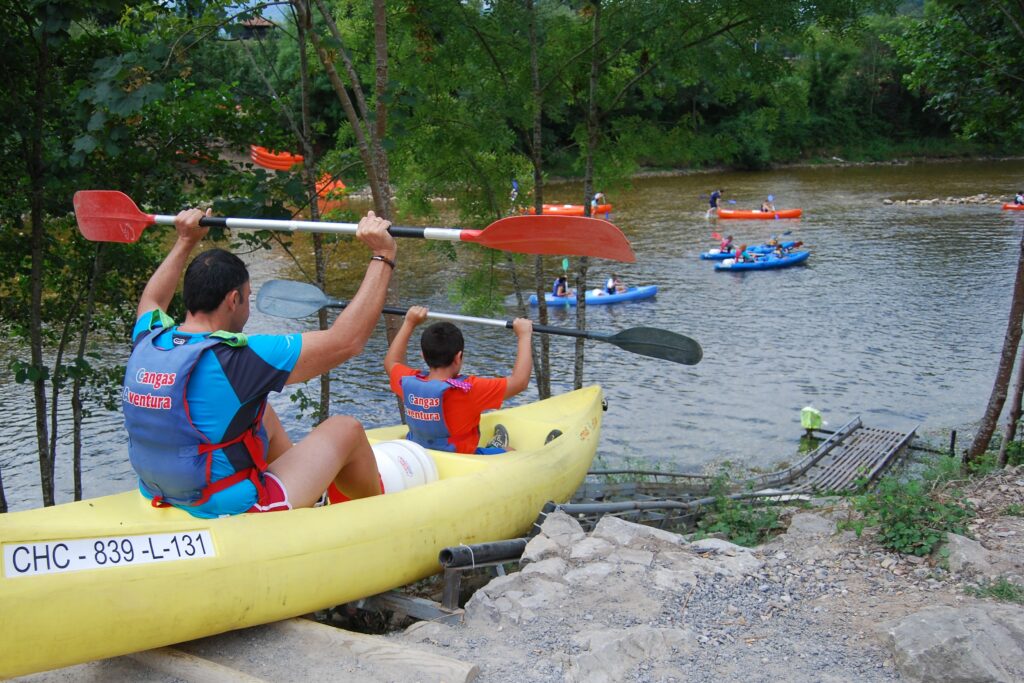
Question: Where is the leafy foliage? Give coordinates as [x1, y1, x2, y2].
[851, 475, 973, 556]
[693, 475, 784, 547]
[891, 2, 1024, 144]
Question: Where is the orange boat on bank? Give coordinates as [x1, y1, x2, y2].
[522, 203, 612, 217]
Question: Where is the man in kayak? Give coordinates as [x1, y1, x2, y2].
[123, 207, 395, 518]
[590, 191, 606, 215]
[384, 307, 534, 454]
[706, 188, 724, 217]
[1016, 190, 1023, 205]
[761, 197, 775, 212]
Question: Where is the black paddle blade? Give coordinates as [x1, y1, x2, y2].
[256, 279, 330, 318]
[605, 327, 703, 366]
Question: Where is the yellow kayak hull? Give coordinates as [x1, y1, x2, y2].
[0, 386, 603, 677]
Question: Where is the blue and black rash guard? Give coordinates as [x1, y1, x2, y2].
[127, 310, 301, 518]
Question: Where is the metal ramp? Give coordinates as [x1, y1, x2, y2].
[746, 416, 918, 494]
[578, 416, 918, 503]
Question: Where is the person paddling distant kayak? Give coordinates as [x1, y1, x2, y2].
[553, 275, 574, 298]
[124, 208, 394, 517]
[761, 198, 776, 212]
[384, 307, 534, 454]
[1016, 190, 1024, 205]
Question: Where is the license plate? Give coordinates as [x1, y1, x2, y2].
[3, 531, 215, 578]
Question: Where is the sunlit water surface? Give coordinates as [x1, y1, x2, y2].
[3, 159, 1023, 510]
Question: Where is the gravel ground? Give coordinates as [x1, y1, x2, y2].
[392, 466, 1024, 682]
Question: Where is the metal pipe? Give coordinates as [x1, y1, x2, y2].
[438, 538, 528, 568]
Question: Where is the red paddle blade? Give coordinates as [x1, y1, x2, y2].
[463, 215, 636, 262]
[711, 232, 722, 240]
[73, 190, 155, 243]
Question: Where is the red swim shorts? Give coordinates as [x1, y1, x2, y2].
[247, 472, 292, 513]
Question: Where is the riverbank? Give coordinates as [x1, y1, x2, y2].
[388, 465, 1024, 682]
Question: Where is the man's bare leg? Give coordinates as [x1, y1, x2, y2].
[267, 415, 381, 508]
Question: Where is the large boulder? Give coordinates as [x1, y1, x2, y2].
[886, 604, 1024, 682]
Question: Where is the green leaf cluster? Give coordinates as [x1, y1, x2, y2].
[851, 475, 973, 556]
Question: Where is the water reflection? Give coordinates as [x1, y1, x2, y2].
[2, 160, 1023, 510]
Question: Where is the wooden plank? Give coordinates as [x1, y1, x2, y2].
[359, 591, 465, 625]
[265, 618, 479, 683]
[127, 647, 269, 683]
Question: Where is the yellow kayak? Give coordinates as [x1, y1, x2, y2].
[0, 386, 603, 677]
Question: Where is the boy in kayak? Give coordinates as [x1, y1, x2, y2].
[720, 234, 734, 253]
[761, 197, 775, 212]
[384, 307, 534, 454]
[123, 207, 394, 518]
[605, 274, 627, 294]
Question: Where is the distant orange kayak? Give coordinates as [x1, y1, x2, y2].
[1002, 203, 1024, 211]
[522, 203, 613, 216]
[717, 208, 802, 220]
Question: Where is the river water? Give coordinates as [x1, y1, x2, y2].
[3, 159, 1023, 511]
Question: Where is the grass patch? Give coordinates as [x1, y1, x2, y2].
[967, 578, 1024, 605]
[1003, 504, 1024, 517]
[691, 474, 785, 547]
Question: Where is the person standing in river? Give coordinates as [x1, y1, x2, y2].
[122, 207, 396, 518]
[707, 189, 724, 217]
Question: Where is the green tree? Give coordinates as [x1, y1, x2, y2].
[892, 1, 1024, 144]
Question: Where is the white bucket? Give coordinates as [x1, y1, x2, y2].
[372, 440, 439, 494]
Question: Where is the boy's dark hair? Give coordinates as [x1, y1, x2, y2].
[182, 248, 249, 314]
[421, 322, 464, 368]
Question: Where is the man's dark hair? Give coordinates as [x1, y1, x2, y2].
[182, 248, 249, 314]
[421, 322, 464, 368]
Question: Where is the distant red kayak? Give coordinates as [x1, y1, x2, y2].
[522, 203, 613, 216]
[717, 208, 802, 220]
[1002, 203, 1024, 211]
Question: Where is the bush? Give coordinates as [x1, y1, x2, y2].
[693, 475, 784, 547]
[851, 476, 973, 556]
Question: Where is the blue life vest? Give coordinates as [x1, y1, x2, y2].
[400, 374, 469, 452]
[123, 328, 269, 506]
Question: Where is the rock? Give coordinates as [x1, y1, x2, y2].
[520, 557, 568, 580]
[538, 510, 586, 548]
[786, 513, 837, 538]
[689, 538, 745, 556]
[592, 515, 687, 548]
[567, 626, 694, 683]
[946, 533, 996, 576]
[569, 536, 615, 561]
[520, 534, 561, 565]
[886, 604, 1024, 682]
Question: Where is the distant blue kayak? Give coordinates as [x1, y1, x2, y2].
[714, 250, 810, 271]
[700, 241, 797, 260]
[528, 285, 658, 306]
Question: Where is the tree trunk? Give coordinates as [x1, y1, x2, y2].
[295, 3, 333, 424]
[574, 0, 603, 391]
[527, 0, 551, 399]
[72, 245, 105, 500]
[998, 340, 1024, 467]
[29, 32, 53, 506]
[968, 227, 1024, 461]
